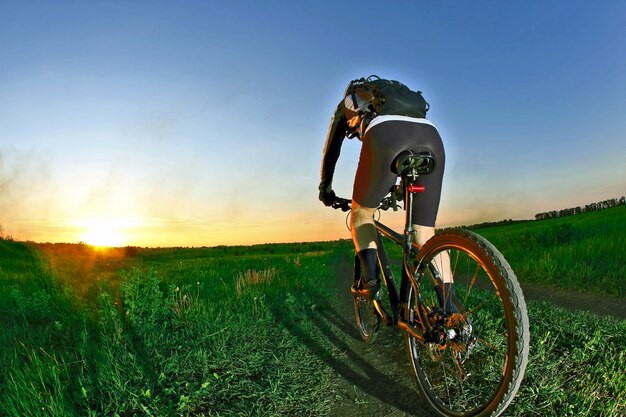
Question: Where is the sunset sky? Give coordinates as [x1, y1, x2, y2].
[1, 1, 625, 247]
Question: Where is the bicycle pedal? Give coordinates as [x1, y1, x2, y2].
[351, 285, 370, 299]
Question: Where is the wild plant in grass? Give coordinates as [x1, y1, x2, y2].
[119, 268, 167, 333]
[171, 281, 200, 327]
[98, 290, 128, 343]
[284, 255, 302, 267]
[235, 267, 277, 296]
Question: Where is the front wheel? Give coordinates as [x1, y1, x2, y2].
[353, 291, 380, 344]
[405, 229, 530, 417]
[352, 254, 382, 344]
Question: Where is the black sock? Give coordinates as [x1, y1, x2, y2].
[356, 248, 378, 283]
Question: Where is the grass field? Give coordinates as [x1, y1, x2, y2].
[470, 205, 626, 297]
[1, 239, 351, 416]
[0, 208, 625, 416]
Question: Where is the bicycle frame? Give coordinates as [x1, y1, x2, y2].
[369, 155, 439, 342]
[373, 206, 433, 343]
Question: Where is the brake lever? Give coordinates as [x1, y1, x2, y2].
[332, 198, 351, 212]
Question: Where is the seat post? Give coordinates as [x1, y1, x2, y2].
[404, 174, 416, 252]
[391, 150, 435, 252]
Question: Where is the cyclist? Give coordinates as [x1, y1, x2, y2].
[319, 76, 454, 308]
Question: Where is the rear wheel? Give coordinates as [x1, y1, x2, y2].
[405, 229, 529, 417]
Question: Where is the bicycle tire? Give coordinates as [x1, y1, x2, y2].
[404, 229, 529, 417]
[353, 255, 383, 344]
[353, 294, 380, 343]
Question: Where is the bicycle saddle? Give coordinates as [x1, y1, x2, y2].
[391, 150, 436, 176]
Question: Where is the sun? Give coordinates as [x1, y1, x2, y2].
[79, 218, 130, 247]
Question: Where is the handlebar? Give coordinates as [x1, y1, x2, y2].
[331, 198, 351, 212]
[331, 195, 400, 212]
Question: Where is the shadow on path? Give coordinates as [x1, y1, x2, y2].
[269, 254, 432, 417]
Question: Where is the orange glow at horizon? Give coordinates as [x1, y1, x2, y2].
[76, 217, 136, 248]
[49, 212, 351, 248]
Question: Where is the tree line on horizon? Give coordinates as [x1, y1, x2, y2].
[534, 196, 625, 220]
[456, 196, 625, 230]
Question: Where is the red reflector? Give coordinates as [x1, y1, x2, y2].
[408, 184, 425, 193]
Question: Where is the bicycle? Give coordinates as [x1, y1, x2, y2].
[331, 150, 530, 417]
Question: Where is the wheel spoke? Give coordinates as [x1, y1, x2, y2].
[463, 264, 481, 305]
[451, 250, 459, 277]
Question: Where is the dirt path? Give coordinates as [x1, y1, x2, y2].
[325, 254, 432, 417]
[513, 283, 626, 320]
[324, 254, 625, 416]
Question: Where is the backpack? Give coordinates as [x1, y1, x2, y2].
[344, 75, 430, 137]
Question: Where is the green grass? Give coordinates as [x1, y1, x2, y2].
[0, 239, 352, 416]
[1, 228, 624, 416]
[509, 302, 625, 417]
[0, 239, 43, 276]
[469, 205, 626, 297]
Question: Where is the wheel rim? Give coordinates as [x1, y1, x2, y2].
[407, 245, 517, 415]
[354, 295, 379, 343]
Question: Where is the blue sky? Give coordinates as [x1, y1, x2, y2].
[1, 1, 625, 246]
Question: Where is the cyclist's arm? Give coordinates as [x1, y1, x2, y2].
[320, 101, 348, 191]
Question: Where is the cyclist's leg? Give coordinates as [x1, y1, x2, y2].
[413, 224, 455, 312]
[351, 132, 397, 295]
[351, 202, 384, 341]
[412, 225, 452, 284]
[350, 202, 377, 252]
[413, 224, 435, 247]
[350, 202, 379, 294]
